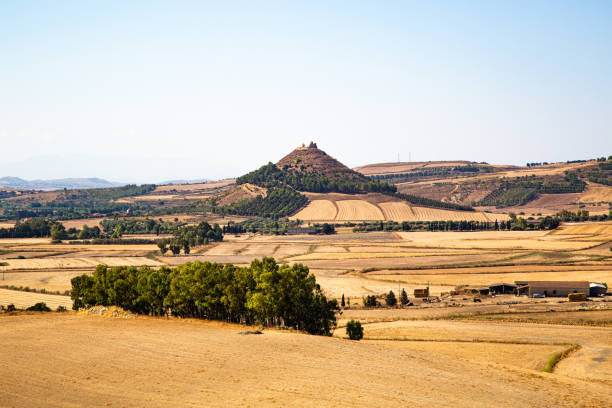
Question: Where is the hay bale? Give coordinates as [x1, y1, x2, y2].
[568, 293, 587, 302]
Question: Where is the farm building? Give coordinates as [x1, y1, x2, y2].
[488, 283, 517, 295]
[589, 283, 608, 297]
[517, 281, 590, 297]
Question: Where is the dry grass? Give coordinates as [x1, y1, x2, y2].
[0, 288, 72, 309]
[1, 314, 609, 407]
[370, 339, 567, 371]
[0, 256, 162, 270]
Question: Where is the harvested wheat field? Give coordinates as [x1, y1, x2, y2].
[0, 289, 72, 309]
[0, 269, 92, 292]
[289, 199, 338, 220]
[1, 313, 610, 408]
[291, 196, 507, 222]
[358, 319, 612, 383]
[0, 256, 162, 270]
[336, 200, 384, 220]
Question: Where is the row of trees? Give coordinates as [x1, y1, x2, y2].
[352, 216, 562, 232]
[0, 218, 62, 238]
[101, 218, 185, 235]
[394, 192, 474, 212]
[156, 222, 223, 255]
[71, 258, 339, 335]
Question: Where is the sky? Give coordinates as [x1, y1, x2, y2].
[1, 1, 611, 183]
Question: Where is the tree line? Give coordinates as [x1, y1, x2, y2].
[156, 222, 223, 255]
[71, 257, 339, 335]
[352, 216, 561, 232]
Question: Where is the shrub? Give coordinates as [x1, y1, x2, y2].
[26, 302, 51, 312]
[56, 306, 68, 312]
[346, 320, 363, 340]
[6, 304, 16, 312]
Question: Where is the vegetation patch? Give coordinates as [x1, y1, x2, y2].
[542, 344, 581, 373]
[71, 257, 338, 335]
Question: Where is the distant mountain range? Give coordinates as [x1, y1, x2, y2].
[0, 176, 212, 191]
[0, 177, 124, 190]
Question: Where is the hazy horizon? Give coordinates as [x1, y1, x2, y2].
[2, 1, 611, 182]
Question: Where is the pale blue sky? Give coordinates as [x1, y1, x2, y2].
[1, 1, 610, 182]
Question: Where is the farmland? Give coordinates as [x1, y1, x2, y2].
[365, 159, 612, 216]
[0, 218, 611, 407]
[290, 194, 507, 222]
[1, 312, 610, 407]
[1, 221, 611, 304]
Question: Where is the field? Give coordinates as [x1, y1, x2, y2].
[0, 219, 611, 407]
[1, 221, 611, 306]
[1, 313, 610, 407]
[290, 193, 507, 222]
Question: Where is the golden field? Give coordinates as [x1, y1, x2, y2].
[291, 197, 507, 222]
[1, 312, 610, 407]
[1, 219, 611, 407]
[1, 222, 611, 303]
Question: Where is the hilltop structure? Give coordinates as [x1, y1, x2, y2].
[276, 143, 366, 184]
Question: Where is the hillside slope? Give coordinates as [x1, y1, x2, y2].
[356, 159, 612, 215]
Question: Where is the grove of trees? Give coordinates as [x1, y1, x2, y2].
[71, 257, 339, 335]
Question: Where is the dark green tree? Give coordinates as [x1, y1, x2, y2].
[400, 289, 409, 305]
[346, 320, 363, 340]
[385, 290, 397, 307]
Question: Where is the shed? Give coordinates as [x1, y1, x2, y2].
[488, 283, 517, 295]
[525, 281, 590, 298]
[590, 283, 607, 297]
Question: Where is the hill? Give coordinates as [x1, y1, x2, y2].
[355, 159, 612, 216]
[277, 142, 367, 184]
[0, 177, 124, 191]
[216, 143, 484, 219]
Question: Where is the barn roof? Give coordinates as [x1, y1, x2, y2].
[527, 281, 589, 288]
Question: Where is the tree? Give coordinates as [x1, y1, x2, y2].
[400, 289, 409, 305]
[385, 290, 397, 307]
[183, 241, 190, 255]
[322, 223, 335, 234]
[50, 223, 66, 241]
[341, 293, 345, 307]
[157, 239, 168, 255]
[362, 295, 377, 307]
[169, 241, 181, 256]
[26, 302, 51, 312]
[346, 320, 363, 340]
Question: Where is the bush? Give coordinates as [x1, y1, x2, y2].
[346, 320, 363, 340]
[6, 304, 16, 312]
[26, 302, 51, 312]
[56, 305, 68, 312]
